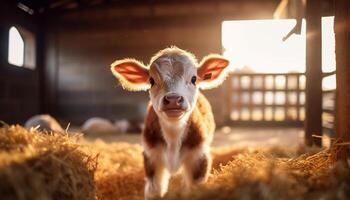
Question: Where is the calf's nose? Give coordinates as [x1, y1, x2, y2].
[163, 94, 184, 109]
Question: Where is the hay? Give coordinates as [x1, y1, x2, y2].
[166, 148, 350, 200]
[0, 125, 97, 200]
[0, 125, 349, 200]
[87, 140, 144, 200]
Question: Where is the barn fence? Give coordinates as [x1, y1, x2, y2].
[225, 72, 335, 135]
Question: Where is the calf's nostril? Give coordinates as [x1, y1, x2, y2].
[177, 96, 184, 105]
[163, 97, 170, 105]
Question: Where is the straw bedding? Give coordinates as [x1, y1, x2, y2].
[0, 125, 349, 200]
[0, 125, 97, 200]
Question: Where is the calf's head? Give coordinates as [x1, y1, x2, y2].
[111, 47, 230, 121]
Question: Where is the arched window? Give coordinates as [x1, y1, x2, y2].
[8, 26, 36, 69]
[8, 26, 24, 67]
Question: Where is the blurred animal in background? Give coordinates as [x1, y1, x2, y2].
[111, 46, 231, 199]
[25, 114, 64, 133]
[82, 117, 144, 135]
[113, 119, 129, 133]
[114, 119, 144, 134]
[82, 117, 117, 135]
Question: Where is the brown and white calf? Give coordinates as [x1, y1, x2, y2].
[110, 47, 230, 199]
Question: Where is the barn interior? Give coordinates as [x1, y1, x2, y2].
[0, 0, 350, 199]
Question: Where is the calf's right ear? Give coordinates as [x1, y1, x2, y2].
[110, 58, 150, 91]
[197, 55, 231, 90]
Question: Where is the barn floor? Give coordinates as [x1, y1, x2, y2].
[85, 126, 328, 148]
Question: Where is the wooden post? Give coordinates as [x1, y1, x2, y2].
[305, 0, 322, 146]
[334, 0, 350, 159]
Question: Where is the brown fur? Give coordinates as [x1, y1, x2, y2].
[182, 92, 215, 149]
[143, 152, 155, 178]
[143, 106, 165, 148]
[192, 155, 209, 181]
[142, 92, 214, 150]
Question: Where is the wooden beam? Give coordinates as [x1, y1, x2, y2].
[334, 0, 350, 159]
[46, 0, 279, 15]
[304, 0, 322, 146]
[273, 0, 289, 19]
[51, 11, 277, 32]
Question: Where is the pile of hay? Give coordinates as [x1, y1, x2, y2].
[88, 140, 144, 200]
[166, 148, 350, 200]
[0, 125, 349, 200]
[0, 125, 97, 200]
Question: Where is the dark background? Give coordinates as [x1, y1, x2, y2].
[0, 0, 280, 125]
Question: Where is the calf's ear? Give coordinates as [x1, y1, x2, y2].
[197, 55, 231, 90]
[110, 58, 150, 91]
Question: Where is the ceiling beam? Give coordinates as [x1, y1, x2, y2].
[44, 0, 280, 15]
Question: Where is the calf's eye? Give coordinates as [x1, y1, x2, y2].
[149, 77, 155, 87]
[191, 76, 197, 85]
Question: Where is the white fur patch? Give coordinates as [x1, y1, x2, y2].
[159, 117, 189, 174]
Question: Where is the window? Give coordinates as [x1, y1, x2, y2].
[321, 16, 335, 73]
[222, 19, 306, 73]
[8, 27, 24, 66]
[222, 18, 336, 74]
[8, 26, 36, 69]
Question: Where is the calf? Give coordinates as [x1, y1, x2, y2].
[110, 47, 230, 199]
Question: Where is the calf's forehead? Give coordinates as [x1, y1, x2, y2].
[149, 55, 197, 80]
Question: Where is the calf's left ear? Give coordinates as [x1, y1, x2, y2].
[197, 55, 231, 90]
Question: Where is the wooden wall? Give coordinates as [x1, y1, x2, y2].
[334, 0, 350, 158]
[44, 0, 278, 125]
[0, 1, 42, 124]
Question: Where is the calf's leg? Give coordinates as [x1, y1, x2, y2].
[182, 146, 212, 188]
[143, 151, 170, 199]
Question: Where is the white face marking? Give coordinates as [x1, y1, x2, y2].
[148, 54, 199, 122]
[146, 53, 200, 174]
